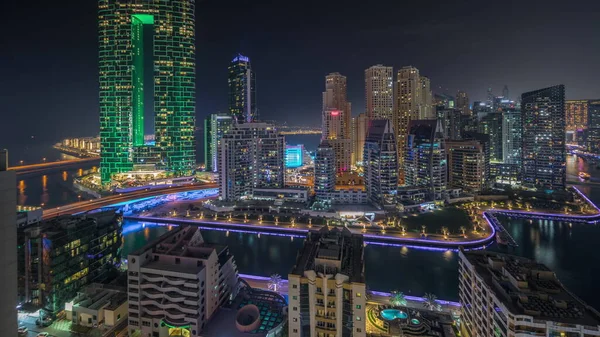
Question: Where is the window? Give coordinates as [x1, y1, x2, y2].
[357, 328, 362, 333]
[356, 292, 361, 297]
[293, 329, 298, 333]
[293, 296, 297, 300]
[175, 258, 181, 264]
[293, 307, 298, 311]
[356, 316, 361, 321]
[154, 255, 159, 261]
[356, 305, 361, 309]
[117, 314, 121, 320]
[293, 318, 298, 322]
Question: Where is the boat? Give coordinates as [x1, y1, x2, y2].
[579, 172, 591, 180]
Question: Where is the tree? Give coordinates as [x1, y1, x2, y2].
[459, 226, 467, 237]
[268, 274, 282, 292]
[389, 291, 407, 307]
[423, 293, 438, 311]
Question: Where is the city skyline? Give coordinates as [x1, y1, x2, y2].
[3, 0, 600, 147]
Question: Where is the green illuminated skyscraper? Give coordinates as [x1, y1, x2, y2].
[99, 0, 196, 183]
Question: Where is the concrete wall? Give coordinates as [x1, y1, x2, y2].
[105, 301, 128, 327]
[0, 170, 17, 334]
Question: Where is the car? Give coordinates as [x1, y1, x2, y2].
[17, 326, 28, 335]
[36, 332, 49, 337]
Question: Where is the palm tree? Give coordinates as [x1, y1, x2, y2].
[423, 293, 438, 311]
[459, 226, 466, 237]
[268, 274, 282, 292]
[389, 291, 407, 307]
[421, 225, 427, 235]
[441, 226, 449, 237]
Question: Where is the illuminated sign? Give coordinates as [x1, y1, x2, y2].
[232, 54, 249, 63]
[330, 110, 340, 116]
[286, 145, 304, 168]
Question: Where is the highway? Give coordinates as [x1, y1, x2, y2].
[42, 183, 217, 220]
[10, 157, 100, 176]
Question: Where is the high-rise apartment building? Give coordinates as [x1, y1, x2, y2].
[323, 73, 352, 172]
[446, 140, 487, 193]
[363, 120, 398, 209]
[405, 119, 447, 200]
[587, 100, 600, 153]
[458, 249, 600, 337]
[521, 85, 566, 191]
[478, 111, 503, 162]
[419, 76, 434, 119]
[365, 65, 394, 121]
[99, 0, 196, 182]
[502, 84, 509, 99]
[288, 227, 366, 337]
[128, 226, 239, 337]
[502, 109, 521, 164]
[456, 91, 470, 116]
[314, 141, 336, 202]
[203, 113, 233, 172]
[218, 123, 285, 201]
[0, 150, 16, 334]
[228, 54, 257, 123]
[436, 107, 463, 140]
[394, 66, 432, 183]
[565, 100, 589, 142]
[351, 113, 368, 166]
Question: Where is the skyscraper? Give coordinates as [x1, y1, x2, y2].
[0, 150, 16, 335]
[587, 100, 600, 152]
[99, 0, 196, 183]
[363, 119, 398, 209]
[203, 113, 233, 172]
[395, 66, 422, 182]
[405, 119, 447, 200]
[228, 54, 257, 123]
[565, 100, 589, 143]
[351, 113, 368, 166]
[314, 141, 336, 202]
[521, 85, 566, 191]
[502, 109, 521, 164]
[322, 73, 351, 172]
[218, 123, 285, 201]
[419, 76, 434, 119]
[436, 106, 463, 140]
[478, 111, 503, 162]
[456, 91, 470, 116]
[365, 65, 394, 121]
[502, 84, 509, 99]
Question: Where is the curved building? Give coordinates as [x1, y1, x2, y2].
[99, 0, 196, 183]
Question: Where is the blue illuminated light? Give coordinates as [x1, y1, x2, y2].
[286, 144, 303, 168]
[232, 54, 250, 63]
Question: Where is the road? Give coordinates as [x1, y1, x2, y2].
[42, 183, 217, 220]
[10, 157, 100, 176]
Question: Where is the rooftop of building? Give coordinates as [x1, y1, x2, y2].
[24, 209, 118, 238]
[132, 225, 226, 259]
[201, 284, 286, 337]
[461, 249, 600, 327]
[71, 284, 127, 312]
[290, 227, 365, 283]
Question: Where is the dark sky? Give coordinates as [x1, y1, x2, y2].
[2, 0, 600, 145]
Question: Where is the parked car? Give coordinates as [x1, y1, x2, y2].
[17, 326, 28, 335]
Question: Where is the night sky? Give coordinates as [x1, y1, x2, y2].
[2, 0, 600, 146]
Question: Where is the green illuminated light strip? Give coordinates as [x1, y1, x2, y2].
[131, 14, 153, 147]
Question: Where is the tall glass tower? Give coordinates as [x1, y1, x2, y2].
[228, 54, 257, 123]
[99, 0, 196, 183]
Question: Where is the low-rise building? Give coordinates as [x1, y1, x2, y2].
[66, 284, 128, 328]
[459, 249, 600, 337]
[288, 227, 366, 337]
[127, 226, 239, 337]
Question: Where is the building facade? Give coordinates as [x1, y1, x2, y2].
[459, 249, 600, 337]
[314, 141, 336, 203]
[288, 227, 366, 337]
[19, 211, 122, 316]
[436, 107, 463, 140]
[99, 0, 196, 182]
[456, 91, 470, 116]
[586, 100, 600, 153]
[218, 122, 285, 201]
[323, 73, 352, 172]
[478, 111, 503, 163]
[502, 109, 521, 165]
[446, 140, 487, 193]
[363, 120, 398, 209]
[351, 113, 368, 166]
[0, 150, 17, 334]
[204, 113, 233, 172]
[365, 65, 394, 121]
[405, 120, 447, 200]
[127, 226, 239, 337]
[565, 100, 588, 142]
[521, 85, 566, 191]
[228, 54, 257, 123]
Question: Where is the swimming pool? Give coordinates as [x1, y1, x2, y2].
[381, 309, 408, 321]
[411, 318, 420, 325]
